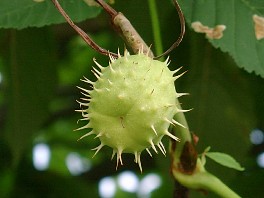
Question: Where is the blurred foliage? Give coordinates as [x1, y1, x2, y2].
[0, 0, 264, 197]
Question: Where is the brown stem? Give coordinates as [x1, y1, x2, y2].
[52, 0, 185, 59]
[95, 0, 118, 18]
[95, 0, 154, 57]
[51, 0, 118, 58]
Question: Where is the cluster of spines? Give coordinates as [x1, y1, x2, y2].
[76, 50, 190, 172]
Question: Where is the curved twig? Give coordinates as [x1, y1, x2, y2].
[154, 0, 185, 59]
[51, 0, 118, 58]
[96, 0, 185, 59]
[52, 0, 185, 59]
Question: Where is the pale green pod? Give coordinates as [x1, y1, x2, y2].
[77, 50, 186, 171]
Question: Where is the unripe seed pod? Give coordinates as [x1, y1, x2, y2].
[76, 50, 186, 171]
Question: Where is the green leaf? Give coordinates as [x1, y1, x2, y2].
[0, 0, 101, 29]
[178, 0, 264, 78]
[206, 152, 245, 171]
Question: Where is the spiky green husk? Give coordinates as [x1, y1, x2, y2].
[77, 50, 186, 171]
